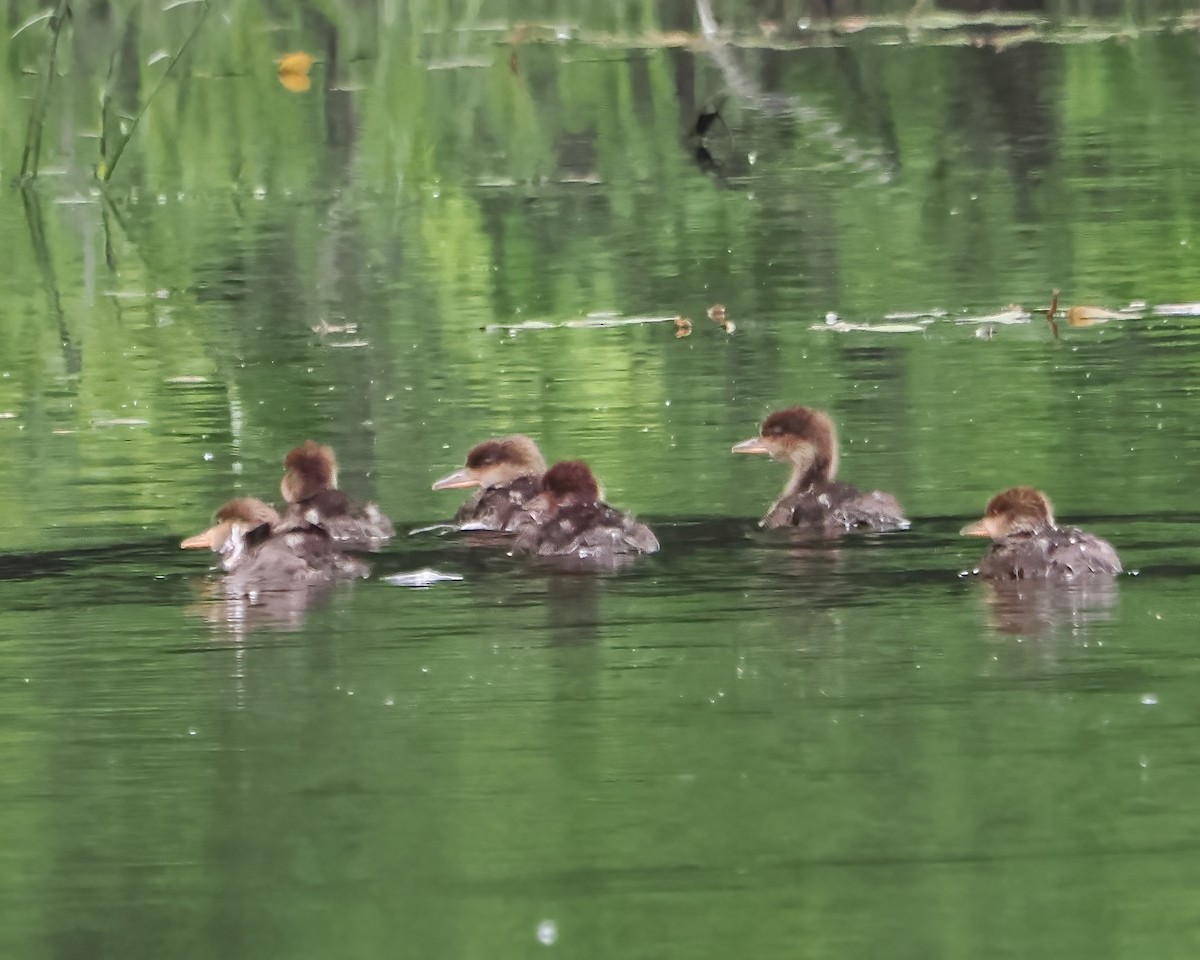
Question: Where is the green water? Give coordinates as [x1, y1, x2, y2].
[3, 2, 1200, 957]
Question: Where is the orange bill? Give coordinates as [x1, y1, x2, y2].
[181, 527, 216, 549]
[731, 437, 771, 455]
[960, 518, 996, 538]
[432, 468, 479, 490]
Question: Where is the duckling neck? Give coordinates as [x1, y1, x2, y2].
[782, 460, 831, 499]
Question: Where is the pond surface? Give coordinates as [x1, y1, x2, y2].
[3, 3, 1200, 957]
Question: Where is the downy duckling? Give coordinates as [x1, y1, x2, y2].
[280, 440, 394, 545]
[961, 486, 1121, 579]
[181, 497, 369, 592]
[512, 460, 659, 561]
[433, 434, 548, 531]
[732, 406, 907, 532]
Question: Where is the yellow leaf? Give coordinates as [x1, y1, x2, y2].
[279, 72, 312, 93]
[278, 50, 314, 76]
[277, 51, 314, 92]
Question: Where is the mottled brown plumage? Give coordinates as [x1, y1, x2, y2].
[512, 460, 659, 561]
[279, 440, 394, 544]
[732, 406, 907, 533]
[961, 486, 1122, 580]
[433, 434, 548, 531]
[182, 497, 369, 593]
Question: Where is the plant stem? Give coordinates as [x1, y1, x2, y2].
[98, 0, 212, 182]
[19, 0, 73, 182]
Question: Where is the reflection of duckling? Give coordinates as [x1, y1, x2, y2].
[433, 435, 548, 531]
[181, 497, 369, 592]
[280, 440, 394, 545]
[512, 461, 659, 560]
[961, 486, 1121, 580]
[732, 406, 907, 532]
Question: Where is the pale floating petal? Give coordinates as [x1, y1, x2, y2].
[812, 321, 927, 334]
[954, 307, 1031, 325]
[382, 568, 465, 588]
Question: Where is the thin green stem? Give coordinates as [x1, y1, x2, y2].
[19, 0, 73, 182]
[98, 0, 212, 182]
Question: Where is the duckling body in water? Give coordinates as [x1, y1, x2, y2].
[732, 406, 907, 532]
[181, 497, 369, 593]
[512, 461, 659, 561]
[279, 440, 394, 545]
[961, 486, 1121, 580]
[433, 434, 548, 531]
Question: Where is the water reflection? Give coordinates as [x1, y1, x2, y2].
[974, 576, 1120, 637]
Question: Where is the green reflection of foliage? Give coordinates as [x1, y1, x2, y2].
[1, 1, 1199, 549]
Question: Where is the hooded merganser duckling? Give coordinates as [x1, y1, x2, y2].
[433, 434, 548, 531]
[512, 460, 659, 560]
[961, 486, 1122, 580]
[279, 440, 394, 545]
[181, 497, 369, 592]
[732, 406, 908, 532]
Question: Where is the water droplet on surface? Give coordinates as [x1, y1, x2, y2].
[537, 920, 558, 945]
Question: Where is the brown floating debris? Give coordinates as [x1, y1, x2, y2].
[1067, 305, 1122, 327]
[1046, 289, 1060, 341]
[674, 316, 693, 338]
[707, 303, 735, 334]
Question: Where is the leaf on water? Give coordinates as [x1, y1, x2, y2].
[486, 313, 676, 334]
[812, 321, 927, 334]
[382, 568, 464, 588]
[278, 51, 314, 93]
[1152, 302, 1200, 317]
[312, 320, 358, 335]
[674, 317, 693, 338]
[954, 305, 1029, 324]
[1067, 305, 1121, 327]
[484, 320, 559, 333]
[885, 309, 948, 321]
[561, 314, 675, 328]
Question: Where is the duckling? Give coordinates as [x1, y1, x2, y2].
[181, 497, 369, 592]
[732, 406, 907, 532]
[433, 434, 548, 531]
[961, 486, 1121, 580]
[279, 440, 394, 545]
[511, 460, 659, 561]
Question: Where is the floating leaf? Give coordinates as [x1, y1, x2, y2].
[1067, 305, 1122, 326]
[812, 321, 927, 334]
[954, 305, 1029, 325]
[383, 568, 464, 588]
[278, 50, 314, 93]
